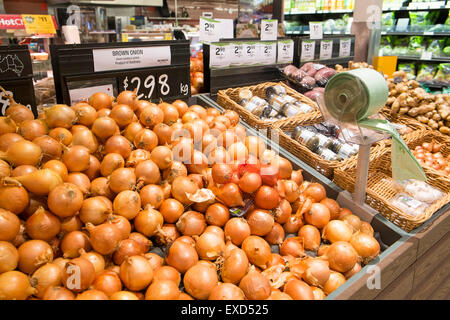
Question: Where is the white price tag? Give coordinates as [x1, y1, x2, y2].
[320, 40, 333, 60]
[339, 38, 351, 57]
[230, 42, 245, 67]
[243, 42, 259, 65]
[261, 19, 278, 41]
[396, 18, 409, 32]
[277, 40, 294, 64]
[210, 43, 231, 69]
[421, 51, 433, 60]
[423, 31, 434, 35]
[69, 84, 114, 105]
[309, 22, 323, 40]
[92, 46, 171, 72]
[199, 17, 221, 43]
[216, 19, 234, 39]
[259, 42, 277, 65]
[301, 40, 315, 61]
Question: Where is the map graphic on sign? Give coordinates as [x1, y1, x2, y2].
[0, 54, 24, 76]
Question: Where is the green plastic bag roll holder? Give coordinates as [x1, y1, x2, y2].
[318, 68, 426, 205]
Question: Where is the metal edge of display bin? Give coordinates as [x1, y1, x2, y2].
[198, 93, 450, 299]
[196, 94, 417, 299]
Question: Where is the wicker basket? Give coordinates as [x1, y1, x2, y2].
[216, 81, 320, 130]
[333, 131, 450, 232]
[273, 120, 386, 179]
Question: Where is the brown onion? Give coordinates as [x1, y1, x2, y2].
[176, 211, 206, 236]
[117, 90, 137, 107]
[165, 240, 198, 274]
[110, 104, 134, 128]
[304, 203, 330, 229]
[255, 186, 280, 210]
[195, 231, 225, 261]
[342, 214, 362, 233]
[100, 153, 124, 177]
[284, 278, 314, 300]
[140, 105, 164, 128]
[62, 145, 90, 172]
[135, 160, 161, 185]
[60, 216, 82, 234]
[113, 190, 141, 220]
[134, 207, 164, 237]
[171, 176, 199, 205]
[205, 203, 230, 227]
[221, 248, 249, 284]
[74, 104, 97, 127]
[19, 119, 47, 141]
[25, 207, 60, 241]
[91, 117, 118, 141]
[264, 223, 285, 245]
[61, 231, 91, 259]
[303, 183, 327, 202]
[110, 291, 139, 300]
[239, 270, 271, 300]
[325, 241, 357, 273]
[360, 221, 374, 236]
[109, 214, 131, 240]
[119, 255, 153, 291]
[123, 122, 144, 143]
[145, 279, 180, 300]
[209, 283, 245, 300]
[280, 237, 304, 257]
[183, 262, 218, 300]
[18, 239, 53, 274]
[0, 185, 29, 215]
[113, 239, 145, 265]
[298, 225, 321, 251]
[43, 160, 68, 181]
[323, 271, 346, 295]
[45, 104, 76, 129]
[163, 161, 187, 184]
[105, 135, 132, 159]
[126, 149, 150, 168]
[32, 136, 62, 163]
[66, 173, 91, 195]
[79, 250, 105, 275]
[83, 155, 101, 180]
[61, 257, 95, 292]
[0, 270, 36, 299]
[1, 140, 42, 167]
[90, 177, 114, 199]
[320, 198, 341, 220]
[30, 262, 62, 298]
[76, 289, 109, 300]
[322, 220, 353, 243]
[89, 92, 114, 110]
[0, 133, 23, 152]
[72, 127, 98, 154]
[242, 236, 271, 268]
[109, 168, 136, 194]
[160, 198, 184, 223]
[153, 266, 181, 285]
[154, 223, 180, 246]
[350, 232, 380, 263]
[48, 183, 83, 218]
[86, 222, 121, 255]
[79, 196, 112, 225]
[92, 270, 122, 297]
[5, 102, 34, 124]
[224, 218, 250, 246]
[0, 241, 19, 273]
[144, 252, 164, 272]
[49, 128, 72, 146]
[283, 215, 304, 234]
[247, 209, 274, 236]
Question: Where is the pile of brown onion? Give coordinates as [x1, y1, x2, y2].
[0, 90, 380, 300]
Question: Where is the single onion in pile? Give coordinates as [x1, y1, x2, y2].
[0, 90, 381, 300]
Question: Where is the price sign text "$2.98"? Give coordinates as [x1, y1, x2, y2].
[119, 67, 190, 101]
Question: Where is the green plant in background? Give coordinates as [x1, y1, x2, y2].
[398, 63, 416, 80]
[408, 36, 424, 56]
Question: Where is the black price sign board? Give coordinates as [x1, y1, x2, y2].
[118, 65, 190, 101]
[50, 41, 190, 105]
[0, 45, 37, 116]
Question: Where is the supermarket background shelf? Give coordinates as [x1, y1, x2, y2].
[381, 31, 450, 36]
[396, 55, 450, 62]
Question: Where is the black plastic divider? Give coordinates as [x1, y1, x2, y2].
[50, 40, 190, 105]
[0, 45, 37, 116]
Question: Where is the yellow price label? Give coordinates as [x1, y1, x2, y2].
[121, 33, 129, 42]
[164, 33, 173, 40]
[22, 14, 56, 34]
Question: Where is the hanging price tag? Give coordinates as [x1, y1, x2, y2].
[320, 39, 333, 60]
[229, 42, 245, 67]
[261, 19, 278, 41]
[309, 22, 323, 40]
[22, 14, 56, 34]
[277, 39, 294, 64]
[69, 85, 113, 105]
[420, 51, 433, 60]
[210, 43, 231, 69]
[301, 40, 316, 61]
[339, 38, 351, 57]
[199, 17, 221, 43]
[259, 42, 277, 65]
[243, 42, 259, 66]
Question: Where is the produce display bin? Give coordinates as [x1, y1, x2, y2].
[199, 93, 450, 299]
